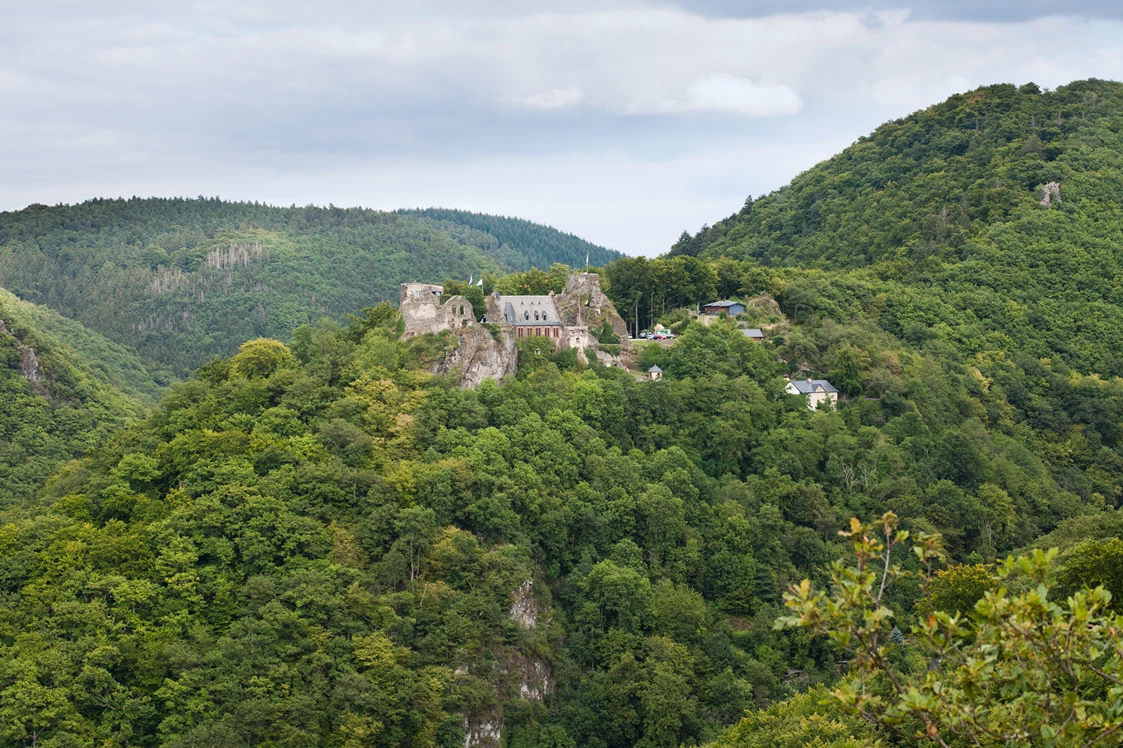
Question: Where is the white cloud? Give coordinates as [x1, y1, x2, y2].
[2, 2, 1123, 255]
[522, 87, 584, 109]
[678, 73, 803, 115]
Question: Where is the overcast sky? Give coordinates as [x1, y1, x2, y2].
[3, 1, 1123, 255]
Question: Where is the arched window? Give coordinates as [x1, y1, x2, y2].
[459, 305, 464, 315]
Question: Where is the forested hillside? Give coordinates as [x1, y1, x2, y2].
[2, 79, 1123, 748]
[591, 78, 1123, 746]
[662, 79, 1123, 377]
[0, 287, 169, 505]
[0, 199, 620, 374]
[2, 287, 1121, 745]
[398, 208, 620, 271]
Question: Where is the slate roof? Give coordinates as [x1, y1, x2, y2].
[787, 379, 838, 394]
[704, 300, 742, 309]
[648, 365, 663, 373]
[741, 328, 764, 338]
[499, 296, 562, 326]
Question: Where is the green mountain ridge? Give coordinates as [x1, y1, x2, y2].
[666, 78, 1123, 377]
[0, 199, 623, 375]
[0, 286, 169, 505]
[398, 208, 619, 270]
[0, 80, 1122, 748]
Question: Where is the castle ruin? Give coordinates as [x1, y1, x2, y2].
[400, 273, 625, 352]
[399, 283, 477, 337]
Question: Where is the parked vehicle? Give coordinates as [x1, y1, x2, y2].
[654, 331, 675, 340]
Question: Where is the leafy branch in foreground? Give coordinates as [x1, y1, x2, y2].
[778, 512, 1123, 747]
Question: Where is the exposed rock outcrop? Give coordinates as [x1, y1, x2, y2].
[432, 327, 517, 388]
[464, 715, 502, 748]
[555, 272, 629, 339]
[509, 579, 538, 629]
[513, 656, 550, 702]
[459, 579, 553, 746]
[0, 318, 47, 396]
[1040, 181, 1061, 207]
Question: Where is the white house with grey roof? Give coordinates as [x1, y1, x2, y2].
[785, 378, 838, 410]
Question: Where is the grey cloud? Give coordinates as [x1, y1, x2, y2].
[3, 1, 1123, 255]
[673, 0, 1123, 21]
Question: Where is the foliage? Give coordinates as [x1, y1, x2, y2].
[398, 208, 621, 271]
[658, 80, 1123, 378]
[0, 287, 168, 505]
[924, 563, 994, 615]
[781, 512, 1123, 747]
[1055, 538, 1123, 610]
[5, 79, 1123, 747]
[592, 318, 620, 344]
[0, 199, 618, 374]
[604, 255, 718, 336]
[706, 686, 880, 748]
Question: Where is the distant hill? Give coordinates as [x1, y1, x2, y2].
[399, 207, 621, 270]
[0, 287, 169, 505]
[0, 199, 620, 374]
[667, 78, 1123, 376]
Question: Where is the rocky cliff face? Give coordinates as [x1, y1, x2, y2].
[432, 326, 517, 388]
[555, 273, 629, 339]
[460, 579, 552, 747]
[0, 318, 47, 396]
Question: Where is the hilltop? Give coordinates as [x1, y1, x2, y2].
[660, 79, 1123, 377]
[1, 80, 1122, 748]
[0, 198, 622, 374]
[398, 207, 619, 270]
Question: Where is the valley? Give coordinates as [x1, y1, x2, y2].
[0, 79, 1122, 747]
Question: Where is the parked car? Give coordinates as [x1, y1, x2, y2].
[639, 330, 654, 339]
[654, 331, 675, 340]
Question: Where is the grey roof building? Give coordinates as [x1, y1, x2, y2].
[703, 300, 747, 315]
[786, 379, 838, 394]
[498, 296, 562, 326]
[741, 328, 764, 338]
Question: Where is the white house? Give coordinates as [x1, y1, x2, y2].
[648, 365, 663, 381]
[785, 378, 838, 410]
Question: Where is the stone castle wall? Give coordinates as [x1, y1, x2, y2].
[400, 283, 476, 337]
[397, 274, 630, 387]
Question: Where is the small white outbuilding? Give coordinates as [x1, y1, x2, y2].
[785, 378, 838, 410]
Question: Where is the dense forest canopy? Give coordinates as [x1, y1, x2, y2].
[0, 287, 169, 506]
[2, 281, 1122, 746]
[397, 208, 620, 271]
[0, 199, 620, 374]
[610, 80, 1123, 378]
[1, 79, 1123, 748]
